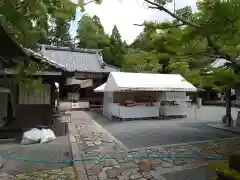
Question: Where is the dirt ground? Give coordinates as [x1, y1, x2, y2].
[0, 135, 72, 175]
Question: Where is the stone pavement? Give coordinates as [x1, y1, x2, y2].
[70, 111, 240, 180]
[16, 166, 77, 180]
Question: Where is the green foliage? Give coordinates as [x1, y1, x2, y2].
[76, 15, 126, 67]
[0, 0, 79, 47]
[107, 25, 126, 67]
[50, 18, 73, 46]
[212, 68, 240, 90]
[209, 161, 240, 180]
[0, 0, 104, 48]
[76, 15, 109, 49]
[136, 0, 240, 95]
[122, 49, 161, 73]
[13, 59, 45, 92]
[176, 6, 195, 22]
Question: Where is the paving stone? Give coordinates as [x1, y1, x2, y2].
[150, 159, 163, 167]
[16, 174, 29, 179]
[150, 170, 164, 179]
[173, 159, 187, 166]
[114, 165, 121, 169]
[98, 170, 107, 180]
[153, 165, 176, 175]
[139, 162, 151, 171]
[102, 167, 113, 172]
[87, 164, 102, 175]
[130, 173, 142, 179]
[16, 166, 76, 180]
[33, 178, 44, 180]
[121, 171, 131, 177]
[39, 173, 49, 178]
[50, 169, 62, 173]
[47, 175, 58, 179]
[48, 176, 58, 180]
[120, 161, 138, 171]
[89, 175, 99, 180]
[161, 161, 174, 168]
[106, 167, 121, 178]
[141, 172, 152, 179]
[104, 159, 118, 167]
[95, 140, 102, 145]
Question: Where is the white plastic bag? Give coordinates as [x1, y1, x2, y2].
[21, 128, 42, 145]
[40, 129, 56, 144]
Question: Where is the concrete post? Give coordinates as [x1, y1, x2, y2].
[236, 111, 240, 127]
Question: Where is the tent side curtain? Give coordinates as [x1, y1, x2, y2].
[94, 83, 106, 92]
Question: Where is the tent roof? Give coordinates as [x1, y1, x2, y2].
[94, 83, 106, 92]
[103, 72, 197, 92]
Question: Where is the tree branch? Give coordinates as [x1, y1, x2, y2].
[134, 23, 185, 29]
[143, 0, 200, 28]
[206, 36, 231, 61]
[143, 0, 235, 63]
[83, 0, 94, 6]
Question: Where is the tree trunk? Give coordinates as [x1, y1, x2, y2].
[225, 88, 232, 126]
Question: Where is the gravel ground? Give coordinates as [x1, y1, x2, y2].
[0, 135, 72, 175]
[92, 106, 240, 149]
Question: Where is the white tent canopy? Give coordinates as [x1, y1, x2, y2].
[94, 83, 106, 92]
[210, 58, 230, 68]
[96, 72, 197, 92]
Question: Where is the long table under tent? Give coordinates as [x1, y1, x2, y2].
[94, 72, 197, 120]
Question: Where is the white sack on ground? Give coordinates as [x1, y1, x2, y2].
[21, 128, 56, 145]
[21, 128, 42, 145]
[40, 129, 56, 144]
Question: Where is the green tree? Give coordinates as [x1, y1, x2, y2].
[111, 25, 122, 45]
[132, 20, 211, 74]
[122, 49, 161, 73]
[107, 25, 125, 67]
[142, 0, 240, 126]
[76, 16, 126, 67]
[51, 18, 73, 46]
[0, 0, 102, 48]
[76, 15, 109, 49]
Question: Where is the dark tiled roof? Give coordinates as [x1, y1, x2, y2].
[39, 44, 119, 73]
[25, 48, 68, 71]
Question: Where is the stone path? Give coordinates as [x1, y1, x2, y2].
[16, 166, 77, 180]
[70, 111, 240, 180]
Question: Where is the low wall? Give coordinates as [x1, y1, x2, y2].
[15, 105, 53, 129]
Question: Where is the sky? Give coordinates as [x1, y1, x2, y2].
[70, 0, 197, 44]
